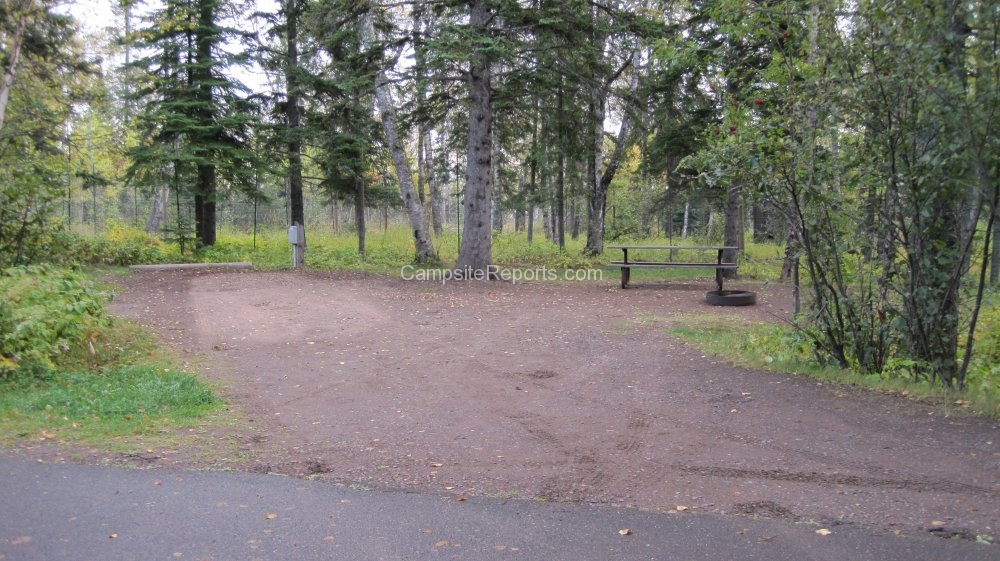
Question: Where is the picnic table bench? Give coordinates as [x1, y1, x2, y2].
[608, 245, 739, 290]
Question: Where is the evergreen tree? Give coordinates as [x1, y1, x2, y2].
[126, 0, 260, 247]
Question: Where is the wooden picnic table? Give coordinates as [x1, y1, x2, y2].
[608, 245, 739, 290]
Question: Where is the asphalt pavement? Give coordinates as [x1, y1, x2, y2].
[0, 457, 994, 561]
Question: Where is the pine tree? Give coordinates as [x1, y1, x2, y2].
[126, 0, 260, 247]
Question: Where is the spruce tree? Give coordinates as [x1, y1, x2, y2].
[126, 0, 259, 247]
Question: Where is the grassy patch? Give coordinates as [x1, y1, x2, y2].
[665, 313, 1000, 418]
[0, 366, 219, 446]
[0, 268, 228, 454]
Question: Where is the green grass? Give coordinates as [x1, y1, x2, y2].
[55, 223, 789, 284]
[194, 226, 786, 284]
[665, 313, 1000, 418]
[0, 366, 219, 445]
[0, 305, 228, 452]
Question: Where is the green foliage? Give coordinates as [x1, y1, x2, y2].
[0, 266, 110, 374]
[125, 0, 262, 247]
[191, 226, 605, 273]
[677, 0, 997, 390]
[160, 214, 198, 256]
[667, 316, 827, 375]
[0, 273, 222, 446]
[967, 297, 1000, 409]
[0, 363, 219, 443]
[668, 312, 1000, 418]
[0, 2, 95, 268]
[41, 226, 176, 267]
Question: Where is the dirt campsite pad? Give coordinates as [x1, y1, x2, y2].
[107, 268, 1000, 540]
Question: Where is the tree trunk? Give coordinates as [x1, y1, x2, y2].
[354, 179, 366, 257]
[722, 181, 742, 278]
[330, 199, 340, 233]
[752, 201, 780, 242]
[514, 171, 526, 232]
[192, 0, 217, 247]
[555, 86, 566, 250]
[361, 11, 435, 262]
[413, 6, 429, 208]
[682, 201, 689, 239]
[584, 47, 638, 255]
[285, 0, 305, 261]
[195, 164, 217, 246]
[491, 124, 503, 233]
[454, 0, 494, 275]
[426, 131, 444, 236]
[527, 105, 539, 244]
[0, 0, 33, 132]
[145, 185, 169, 234]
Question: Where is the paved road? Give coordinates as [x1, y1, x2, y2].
[0, 457, 993, 561]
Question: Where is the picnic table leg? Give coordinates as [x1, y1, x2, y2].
[621, 267, 630, 289]
[715, 249, 725, 292]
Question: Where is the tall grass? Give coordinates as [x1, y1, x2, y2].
[52, 222, 788, 281]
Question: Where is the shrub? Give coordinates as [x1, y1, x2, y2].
[0, 265, 111, 374]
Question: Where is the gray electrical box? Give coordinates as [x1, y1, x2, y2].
[288, 225, 299, 245]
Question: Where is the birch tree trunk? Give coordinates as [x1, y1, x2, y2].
[360, 11, 435, 262]
[0, 0, 32, 132]
[993, 202, 1000, 287]
[453, 0, 494, 275]
[145, 185, 170, 233]
[425, 130, 444, 236]
[681, 201, 689, 238]
[584, 50, 640, 256]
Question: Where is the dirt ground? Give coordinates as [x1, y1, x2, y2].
[104, 268, 999, 540]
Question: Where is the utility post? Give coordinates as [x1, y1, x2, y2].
[289, 222, 305, 268]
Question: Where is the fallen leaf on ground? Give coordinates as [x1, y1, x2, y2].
[816, 529, 832, 536]
[109, 533, 118, 539]
[435, 540, 450, 548]
[430, 463, 444, 468]
[10, 536, 31, 545]
[618, 529, 632, 535]
[675, 505, 689, 512]
[265, 513, 277, 520]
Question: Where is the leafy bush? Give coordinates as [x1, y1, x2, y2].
[966, 297, 1000, 408]
[47, 225, 177, 266]
[0, 266, 111, 374]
